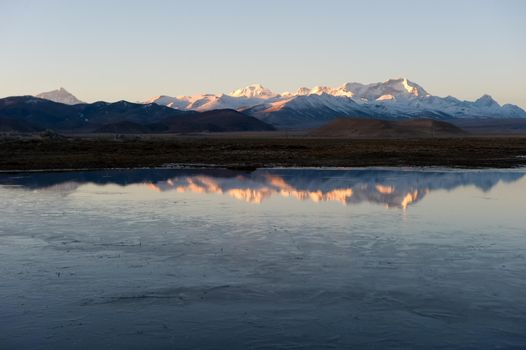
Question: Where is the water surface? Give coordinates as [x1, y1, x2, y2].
[1, 168, 525, 349]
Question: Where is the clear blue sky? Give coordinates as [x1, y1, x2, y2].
[1, 0, 525, 107]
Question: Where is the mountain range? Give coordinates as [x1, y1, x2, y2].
[0, 96, 273, 133]
[146, 78, 526, 128]
[1, 79, 525, 133]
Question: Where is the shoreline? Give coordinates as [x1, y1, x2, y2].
[2, 136, 526, 171]
[2, 164, 526, 175]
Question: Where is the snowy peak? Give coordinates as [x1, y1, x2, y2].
[36, 87, 84, 105]
[397, 78, 428, 97]
[339, 78, 430, 102]
[145, 78, 526, 127]
[290, 85, 354, 98]
[474, 94, 500, 108]
[229, 84, 276, 99]
[378, 78, 428, 96]
[294, 87, 312, 96]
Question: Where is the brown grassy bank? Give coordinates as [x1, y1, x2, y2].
[1, 134, 526, 171]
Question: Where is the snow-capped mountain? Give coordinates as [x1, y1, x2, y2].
[146, 78, 526, 129]
[229, 84, 277, 99]
[145, 93, 274, 112]
[244, 94, 371, 128]
[144, 84, 282, 112]
[36, 87, 85, 105]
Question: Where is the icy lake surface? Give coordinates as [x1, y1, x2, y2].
[1, 168, 526, 349]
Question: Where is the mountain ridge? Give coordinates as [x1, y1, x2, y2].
[146, 78, 526, 128]
[6, 80, 526, 131]
[0, 96, 274, 133]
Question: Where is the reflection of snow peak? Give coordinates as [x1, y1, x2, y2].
[146, 175, 355, 205]
[227, 188, 273, 204]
[144, 174, 429, 208]
[376, 184, 395, 194]
[5, 168, 524, 210]
[400, 190, 419, 209]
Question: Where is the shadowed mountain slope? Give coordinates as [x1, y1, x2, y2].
[162, 109, 275, 133]
[0, 97, 274, 133]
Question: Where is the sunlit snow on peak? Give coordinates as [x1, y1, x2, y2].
[229, 84, 276, 99]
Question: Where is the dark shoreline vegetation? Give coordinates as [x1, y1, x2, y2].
[1, 134, 526, 171]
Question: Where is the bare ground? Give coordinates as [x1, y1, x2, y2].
[1, 134, 526, 171]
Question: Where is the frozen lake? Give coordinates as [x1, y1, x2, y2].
[1, 168, 526, 349]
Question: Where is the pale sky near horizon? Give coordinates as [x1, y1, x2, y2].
[1, 0, 525, 107]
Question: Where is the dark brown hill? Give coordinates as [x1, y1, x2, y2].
[311, 118, 467, 138]
[449, 118, 526, 134]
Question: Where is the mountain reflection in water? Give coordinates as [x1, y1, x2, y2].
[2, 168, 524, 209]
[2, 167, 526, 349]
